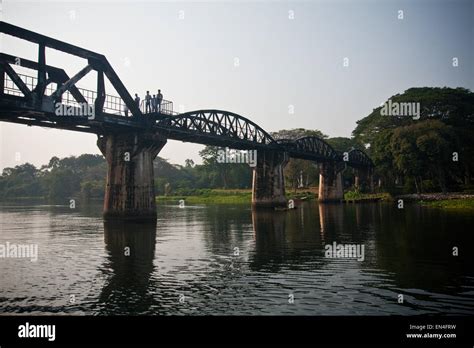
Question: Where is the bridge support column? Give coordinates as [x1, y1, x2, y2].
[318, 162, 344, 202]
[354, 173, 360, 189]
[252, 151, 288, 208]
[354, 167, 375, 193]
[368, 168, 375, 193]
[98, 132, 166, 221]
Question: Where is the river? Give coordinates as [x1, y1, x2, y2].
[0, 200, 473, 315]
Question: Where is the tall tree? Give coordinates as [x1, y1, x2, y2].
[353, 87, 474, 191]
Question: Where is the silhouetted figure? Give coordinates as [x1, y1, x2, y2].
[123, 103, 129, 117]
[157, 89, 163, 113]
[134, 93, 140, 110]
[145, 91, 151, 113]
[152, 95, 157, 113]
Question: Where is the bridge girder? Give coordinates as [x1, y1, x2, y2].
[0, 21, 142, 118]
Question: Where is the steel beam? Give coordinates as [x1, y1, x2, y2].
[1, 62, 30, 96]
[0, 21, 103, 61]
[52, 64, 92, 101]
[95, 70, 105, 116]
[34, 44, 47, 99]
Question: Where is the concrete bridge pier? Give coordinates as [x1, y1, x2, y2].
[354, 167, 375, 193]
[252, 150, 288, 208]
[318, 162, 344, 202]
[97, 132, 166, 221]
[367, 167, 375, 193]
[354, 171, 360, 190]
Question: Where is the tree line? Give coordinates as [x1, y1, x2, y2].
[0, 150, 255, 200]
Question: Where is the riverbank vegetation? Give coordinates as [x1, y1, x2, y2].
[344, 189, 391, 202]
[156, 188, 320, 204]
[156, 189, 252, 204]
[420, 198, 474, 210]
[0, 155, 106, 201]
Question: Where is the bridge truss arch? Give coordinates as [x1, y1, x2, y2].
[346, 148, 374, 169]
[155, 109, 277, 150]
[275, 136, 340, 163]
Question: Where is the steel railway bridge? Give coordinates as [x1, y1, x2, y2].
[0, 22, 374, 220]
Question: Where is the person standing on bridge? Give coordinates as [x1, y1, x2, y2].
[134, 93, 140, 110]
[152, 94, 157, 113]
[145, 91, 152, 113]
[157, 89, 163, 113]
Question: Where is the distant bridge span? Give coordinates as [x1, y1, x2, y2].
[0, 21, 374, 220]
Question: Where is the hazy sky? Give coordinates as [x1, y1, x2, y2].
[0, 0, 472, 170]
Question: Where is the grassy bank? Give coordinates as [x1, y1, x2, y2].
[157, 188, 397, 205]
[156, 189, 252, 204]
[420, 198, 474, 210]
[156, 188, 318, 204]
[344, 190, 392, 202]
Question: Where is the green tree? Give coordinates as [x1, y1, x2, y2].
[390, 120, 458, 193]
[353, 87, 474, 191]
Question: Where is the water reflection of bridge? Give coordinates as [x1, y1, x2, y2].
[99, 221, 156, 314]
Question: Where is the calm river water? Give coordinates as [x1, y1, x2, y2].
[0, 200, 473, 315]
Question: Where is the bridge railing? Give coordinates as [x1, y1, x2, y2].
[3, 72, 177, 117]
[4, 73, 51, 97]
[139, 99, 176, 116]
